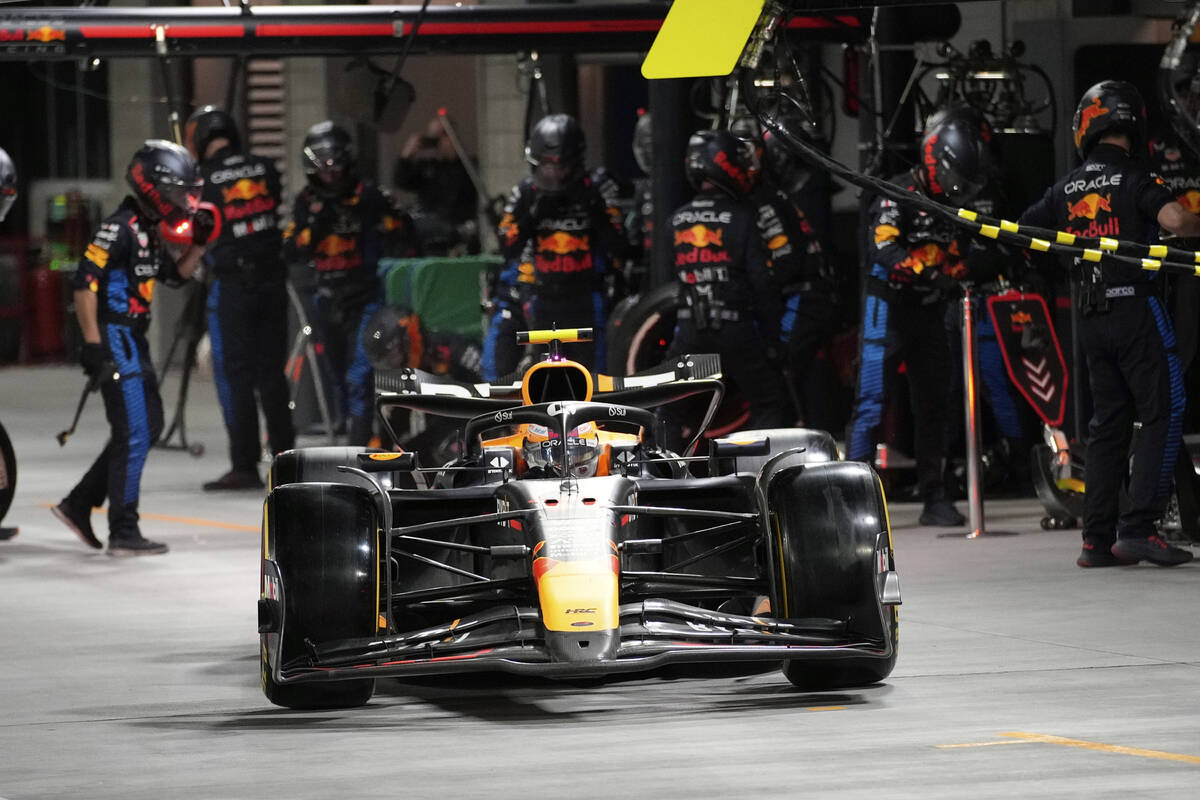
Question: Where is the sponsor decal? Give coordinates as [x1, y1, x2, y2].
[315, 234, 356, 257]
[84, 243, 109, 269]
[538, 231, 589, 255]
[1066, 192, 1111, 222]
[713, 149, 751, 193]
[1179, 189, 1200, 214]
[1064, 173, 1121, 193]
[923, 134, 943, 195]
[674, 224, 723, 248]
[26, 26, 65, 43]
[222, 178, 268, 204]
[1074, 95, 1109, 150]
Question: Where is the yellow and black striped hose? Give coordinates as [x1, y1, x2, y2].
[751, 98, 1200, 279]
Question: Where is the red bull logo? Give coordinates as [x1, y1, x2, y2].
[26, 26, 65, 43]
[222, 178, 268, 204]
[713, 150, 751, 193]
[1010, 311, 1033, 326]
[1179, 190, 1200, 214]
[538, 232, 589, 256]
[1074, 96, 1109, 150]
[1066, 192, 1111, 222]
[674, 224, 723, 248]
[316, 234, 356, 257]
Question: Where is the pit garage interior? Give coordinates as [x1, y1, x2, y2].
[2, 1, 1200, 797]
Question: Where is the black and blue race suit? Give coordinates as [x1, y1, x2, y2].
[284, 180, 415, 445]
[847, 175, 974, 504]
[200, 147, 294, 473]
[1021, 142, 1182, 543]
[485, 172, 624, 379]
[65, 197, 176, 538]
[752, 180, 836, 424]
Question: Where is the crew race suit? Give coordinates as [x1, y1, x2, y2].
[666, 189, 786, 429]
[284, 179, 414, 444]
[200, 145, 294, 474]
[847, 175, 972, 504]
[64, 198, 179, 537]
[1020, 142, 1183, 543]
[486, 172, 624, 378]
[751, 180, 836, 425]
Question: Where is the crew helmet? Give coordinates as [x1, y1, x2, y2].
[632, 110, 653, 175]
[125, 140, 202, 227]
[684, 129, 754, 197]
[1073, 80, 1146, 158]
[525, 114, 586, 194]
[0, 146, 16, 223]
[302, 120, 356, 197]
[917, 104, 995, 205]
[361, 305, 424, 371]
[184, 106, 242, 159]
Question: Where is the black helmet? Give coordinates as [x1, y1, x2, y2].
[0, 146, 15, 223]
[185, 106, 241, 159]
[125, 139, 202, 227]
[762, 129, 818, 197]
[728, 116, 764, 186]
[361, 305, 423, 370]
[917, 105, 994, 205]
[684, 129, 754, 197]
[1073, 80, 1145, 158]
[302, 120, 356, 197]
[525, 113, 586, 194]
[632, 110, 653, 175]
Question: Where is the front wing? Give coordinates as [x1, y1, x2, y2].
[267, 599, 894, 685]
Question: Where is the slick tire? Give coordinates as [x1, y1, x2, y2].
[605, 284, 678, 377]
[268, 446, 373, 491]
[0, 422, 14, 526]
[764, 461, 899, 690]
[261, 482, 378, 710]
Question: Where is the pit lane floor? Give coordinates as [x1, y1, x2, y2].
[1, 364, 1198, 799]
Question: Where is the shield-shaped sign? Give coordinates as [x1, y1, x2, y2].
[986, 289, 1069, 428]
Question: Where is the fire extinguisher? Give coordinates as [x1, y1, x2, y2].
[23, 265, 65, 359]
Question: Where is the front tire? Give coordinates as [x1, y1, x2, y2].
[764, 461, 898, 690]
[261, 482, 378, 709]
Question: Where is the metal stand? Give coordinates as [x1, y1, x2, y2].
[285, 282, 336, 445]
[156, 281, 207, 457]
[942, 286, 1017, 539]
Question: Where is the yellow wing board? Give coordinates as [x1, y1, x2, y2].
[641, 0, 765, 79]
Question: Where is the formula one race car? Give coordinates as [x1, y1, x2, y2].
[259, 329, 900, 709]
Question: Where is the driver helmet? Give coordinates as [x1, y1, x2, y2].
[0, 146, 16, 223]
[521, 422, 600, 478]
[125, 139, 202, 228]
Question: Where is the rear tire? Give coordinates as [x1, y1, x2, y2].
[764, 461, 898, 690]
[261, 482, 378, 709]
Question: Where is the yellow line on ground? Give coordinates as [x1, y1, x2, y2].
[806, 706, 847, 712]
[936, 740, 1029, 749]
[40, 503, 258, 532]
[138, 512, 258, 532]
[999, 732, 1200, 765]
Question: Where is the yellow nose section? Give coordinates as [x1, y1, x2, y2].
[534, 557, 619, 632]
